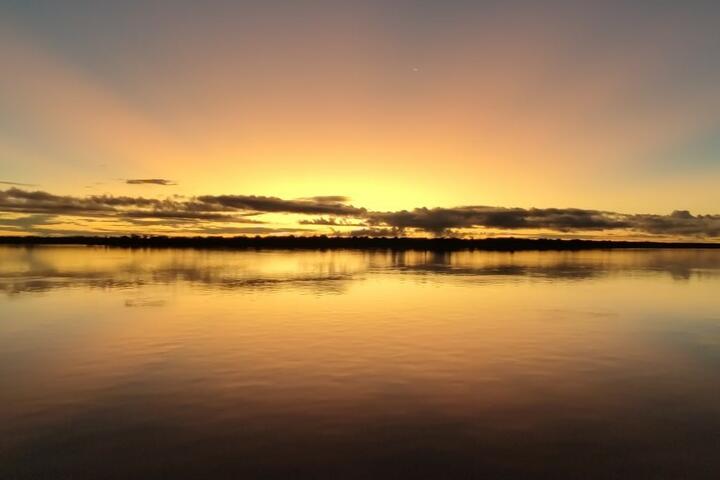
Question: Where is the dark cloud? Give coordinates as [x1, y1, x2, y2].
[0, 188, 116, 215]
[364, 206, 720, 238]
[366, 207, 630, 235]
[126, 179, 176, 185]
[300, 196, 351, 203]
[0, 189, 365, 218]
[0, 188, 364, 221]
[1, 188, 718, 239]
[197, 195, 365, 215]
[630, 212, 720, 237]
[0, 188, 362, 235]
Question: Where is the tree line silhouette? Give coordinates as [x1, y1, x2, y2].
[0, 235, 718, 251]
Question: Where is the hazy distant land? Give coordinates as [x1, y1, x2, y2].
[1, 236, 718, 251]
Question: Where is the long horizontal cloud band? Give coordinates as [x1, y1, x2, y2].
[364, 207, 720, 236]
[0, 188, 718, 238]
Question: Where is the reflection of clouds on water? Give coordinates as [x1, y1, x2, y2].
[0, 246, 719, 296]
[383, 250, 720, 283]
[0, 273, 354, 297]
[0, 279, 141, 296]
[0, 246, 358, 296]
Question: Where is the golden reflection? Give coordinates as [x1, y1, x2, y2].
[2, 246, 720, 477]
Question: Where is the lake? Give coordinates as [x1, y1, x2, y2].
[1, 245, 720, 478]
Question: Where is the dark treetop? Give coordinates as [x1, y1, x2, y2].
[0, 236, 718, 251]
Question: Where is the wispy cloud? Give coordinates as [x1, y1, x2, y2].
[299, 217, 366, 227]
[126, 179, 176, 185]
[0, 180, 37, 187]
[333, 227, 403, 237]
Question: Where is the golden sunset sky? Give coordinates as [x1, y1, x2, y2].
[1, 1, 719, 239]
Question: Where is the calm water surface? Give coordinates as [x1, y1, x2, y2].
[1, 246, 720, 479]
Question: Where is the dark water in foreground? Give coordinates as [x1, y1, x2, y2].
[1, 246, 720, 479]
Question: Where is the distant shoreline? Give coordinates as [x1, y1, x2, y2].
[0, 236, 718, 251]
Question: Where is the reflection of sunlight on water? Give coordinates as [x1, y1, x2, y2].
[1, 246, 719, 296]
[1, 246, 720, 478]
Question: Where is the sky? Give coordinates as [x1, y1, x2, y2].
[1, 0, 719, 239]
